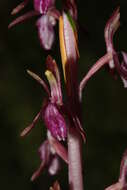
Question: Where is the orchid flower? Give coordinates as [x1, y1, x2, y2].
[31, 131, 68, 181]
[104, 7, 127, 87]
[9, 0, 60, 50]
[105, 149, 127, 190]
[21, 55, 67, 141]
[20, 55, 68, 180]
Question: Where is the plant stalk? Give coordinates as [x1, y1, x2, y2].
[68, 127, 84, 190]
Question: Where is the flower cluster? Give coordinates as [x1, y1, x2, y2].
[9, 1, 127, 189]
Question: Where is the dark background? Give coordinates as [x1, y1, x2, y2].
[1, 0, 127, 189]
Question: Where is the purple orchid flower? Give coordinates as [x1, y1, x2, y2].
[19, 55, 68, 180]
[105, 149, 127, 190]
[9, 0, 60, 50]
[20, 55, 67, 141]
[104, 7, 127, 87]
[31, 131, 68, 181]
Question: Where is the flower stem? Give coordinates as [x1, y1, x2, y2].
[68, 127, 84, 190]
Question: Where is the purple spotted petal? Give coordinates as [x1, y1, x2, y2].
[34, 0, 55, 14]
[42, 103, 67, 141]
[36, 15, 56, 50]
[104, 7, 120, 69]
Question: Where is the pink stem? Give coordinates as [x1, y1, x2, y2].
[68, 127, 83, 190]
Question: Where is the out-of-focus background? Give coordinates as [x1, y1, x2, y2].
[1, 0, 127, 189]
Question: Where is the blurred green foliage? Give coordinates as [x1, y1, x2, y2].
[1, 0, 127, 189]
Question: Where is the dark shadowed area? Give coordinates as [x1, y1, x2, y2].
[1, 0, 127, 189]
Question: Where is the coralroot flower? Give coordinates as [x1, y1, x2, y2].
[20, 55, 68, 180]
[104, 7, 127, 87]
[105, 149, 127, 190]
[31, 131, 68, 181]
[9, 0, 60, 50]
[21, 55, 67, 141]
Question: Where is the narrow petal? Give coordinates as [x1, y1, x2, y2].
[8, 11, 39, 29]
[34, 0, 55, 14]
[11, 0, 29, 15]
[42, 103, 67, 141]
[48, 131, 68, 163]
[79, 53, 112, 101]
[31, 161, 45, 181]
[20, 111, 41, 137]
[36, 15, 55, 50]
[104, 7, 120, 69]
[27, 70, 50, 96]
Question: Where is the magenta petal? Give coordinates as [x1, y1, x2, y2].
[36, 15, 55, 50]
[34, 0, 55, 14]
[43, 103, 67, 141]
